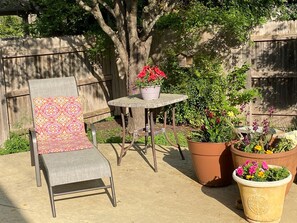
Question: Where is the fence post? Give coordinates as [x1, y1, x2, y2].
[0, 49, 10, 146]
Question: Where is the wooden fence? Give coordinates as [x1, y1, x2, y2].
[0, 35, 126, 145]
[227, 21, 297, 128]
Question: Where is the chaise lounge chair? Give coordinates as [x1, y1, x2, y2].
[28, 76, 116, 217]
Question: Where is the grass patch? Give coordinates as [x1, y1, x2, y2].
[0, 132, 30, 155]
[1, 121, 188, 156]
[94, 127, 187, 147]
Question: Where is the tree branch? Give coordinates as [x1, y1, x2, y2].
[141, 0, 176, 40]
[114, 0, 127, 48]
[76, 0, 129, 76]
[98, 0, 115, 18]
[76, 0, 92, 12]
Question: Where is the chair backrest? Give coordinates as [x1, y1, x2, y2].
[28, 76, 78, 99]
[28, 76, 92, 154]
[28, 76, 78, 121]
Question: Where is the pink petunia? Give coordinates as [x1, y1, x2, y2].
[249, 165, 257, 175]
[236, 166, 244, 176]
[262, 161, 269, 170]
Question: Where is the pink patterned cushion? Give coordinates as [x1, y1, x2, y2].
[33, 96, 93, 154]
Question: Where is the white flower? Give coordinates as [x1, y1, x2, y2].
[284, 130, 297, 148]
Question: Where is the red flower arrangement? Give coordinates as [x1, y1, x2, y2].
[189, 109, 237, 143]
[135, 65, 167, 88]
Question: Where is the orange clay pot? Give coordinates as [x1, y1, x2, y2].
[187, 140, 234, 187]
[230, 144, 297, 195]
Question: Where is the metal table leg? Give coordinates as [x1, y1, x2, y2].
[163, 104, 185, 160]
[118, 107, 136, 166]
[148, 108, 158, 172]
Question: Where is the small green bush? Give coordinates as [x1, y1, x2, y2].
[161, 54, 258, 127]
[0, 133, 29, 155]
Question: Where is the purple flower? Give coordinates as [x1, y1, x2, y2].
[252, 119, 259, 131]
[262, 119, 270, 135]
[262, 161, 269, 170]
[243, 135, 250, 145]
[268, 106, 275, 117]
[240, 104, 246, 113]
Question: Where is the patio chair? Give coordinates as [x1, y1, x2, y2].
[28, 76, 116, 217]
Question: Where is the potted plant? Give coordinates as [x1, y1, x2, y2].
[135, 65, 167, 100]
[233, 160, 292, 223]
[187, 109, 239, 187]
[184, 65, 258, 187]
[231, 107, 297, 194]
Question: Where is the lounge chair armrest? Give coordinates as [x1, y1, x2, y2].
[29, 128, 38, 154]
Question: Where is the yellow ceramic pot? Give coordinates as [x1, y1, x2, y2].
[232, 167, 292, 223]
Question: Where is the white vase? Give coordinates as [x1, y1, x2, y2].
[140, 86, 160, 100]
[232, 167, 292, 223]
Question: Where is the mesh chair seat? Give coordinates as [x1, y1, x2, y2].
[42, 147, 111, 186]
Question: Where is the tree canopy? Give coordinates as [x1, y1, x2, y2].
[28, 0, 295, 95]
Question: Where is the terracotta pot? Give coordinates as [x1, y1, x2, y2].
[140, 86, 160, 100]
[187, 140, 234, 187]
[233, 167, 292, 223]
[230, 144, 297, 194]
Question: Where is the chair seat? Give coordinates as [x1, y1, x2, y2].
[41, 147, 111, 186]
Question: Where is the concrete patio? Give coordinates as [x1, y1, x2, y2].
[0, 143, 296, 223]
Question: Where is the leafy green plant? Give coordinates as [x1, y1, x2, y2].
[0, 16, 24, 38]
[0, 133, 29, 155]
[162, 56, 258, 128]
[189, 109, 237, 143]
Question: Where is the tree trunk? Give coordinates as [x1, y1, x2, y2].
[127, 38, 152, 95]
[126, 39, 152, 133]
[76, 0, 161, 135]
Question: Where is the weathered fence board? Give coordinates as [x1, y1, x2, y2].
[249, 21, 297, 127]
[223, 21, 297, 128]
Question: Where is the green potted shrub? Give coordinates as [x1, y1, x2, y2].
[184, 64, 258, 187]
[233, 160, 291, 223]
[187, 109, 238, 186]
